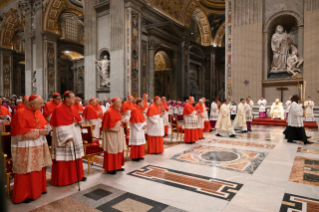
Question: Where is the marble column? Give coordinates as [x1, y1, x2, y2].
[148, 40, 156, 99]
[181, 37, 189, 98]
[84, 0, 97, 99]
[0, 49, 13, 97]
[263, 31, 269, 80]
[172, 50, 179, 100]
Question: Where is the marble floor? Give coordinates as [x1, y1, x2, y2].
[5, 125, 319, 212]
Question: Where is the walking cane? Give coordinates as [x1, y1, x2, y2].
[72, 142, 81, 191]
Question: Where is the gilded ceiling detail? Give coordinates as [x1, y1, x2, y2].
[213, 20, 225, 47]
[193, 7, 212, 46]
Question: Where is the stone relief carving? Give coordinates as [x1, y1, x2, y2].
[43, 0, 50, 12]
[32, 70, 37, 93]
[287, 44, 303, 76]
[95, 56, 110, 88]
[31, 9, 36, 36]
[0, 13, 7, 32]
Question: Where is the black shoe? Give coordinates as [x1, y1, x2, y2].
[42, 192, 47, 195]
[287, 140, 294, 143]
[307, 136, 312, 139]
[107, 171, 116, 175]
[81, 177, 87, 182]
[209, 129, 214, 132]
[117, 168, 125, 171]
[241, 131, 248, 133]
[305, 141, 314, 145]
[132, 159, 140, 162]
[216, 134, 222, 137]
[23, 199, 32, 203]
[139, 158, 144, 160]
[229, 134, 236, 138]
[248, 130, 252, 132]
[164, 134, 168, 137]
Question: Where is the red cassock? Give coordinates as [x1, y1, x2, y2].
[72, 103, 84, 117]
[102, 106, 125, 172]
[146, 104, 164, 154]
[202, 104, 212, 132]
[183, 103, 199, 143]
[162, 102, 169, 135]
[0, 105, 12, 118]
[15, 103, 25, 111]
[194, 103, 204, 139]
[50, 103, 84, 187]
[142, 100, 149, 112]
[129, 107, 146, 159]
[82, 104, 99, 120]
[11, 107, 50, 203]
[120, 101, 133, 114]
[43, 100, 60, 120]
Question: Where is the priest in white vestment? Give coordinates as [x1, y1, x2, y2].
[246, 97, 254, 131]
[283, 94, 313, 145]
[270, 99, 284, 119]
[232, 98, 248, 133]
[210, 100, 219, 130]
[257, 97, 267, 118]
[285, 97, 292, 119]
[304, 96, 314, 121]
[216, 99, 236, 137]
[129, 98, 147, 161]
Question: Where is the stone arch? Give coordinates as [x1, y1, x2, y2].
[43, 0, 83, 35]
[0, 9, 24, 48]
[263, 10, 303, 32]
[213, 21, 225, 47]
[98, 48, 111, 60]
[192, 7, 212, 46]
[155, 51, 172, 71]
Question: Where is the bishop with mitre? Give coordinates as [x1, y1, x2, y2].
[194, 99, 205, 139]
[43, 93, 61, 122]
[304, 96, 314, 121]
[232, 98, 248, 133]
[183, 96, 199, 143]
[11, 94, 52, 203]
[102, 97, 126, 174]
[270, 98, 284, 119]
[129, 98, 147, 161]
[50, 91, 86, 186]
[146, 96, 164, 153]
[216, 99, 236, 137]
[82, 98, 102, 138]
[257, 97, 267, 118]
[0, 97, 12, 133]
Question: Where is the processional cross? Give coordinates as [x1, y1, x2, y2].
[276, 86, 288, 102]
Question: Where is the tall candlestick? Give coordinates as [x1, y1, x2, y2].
[301, 84, 303, 100]
[304, 81, 306, 100]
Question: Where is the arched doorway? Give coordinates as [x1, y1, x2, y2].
[154, 51, 172, 98]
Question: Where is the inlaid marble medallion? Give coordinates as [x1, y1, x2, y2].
[128, 165, 243, 201]
[209, 139, 275, 149]
[289, 156, 319, 186]
[170, 145, 267, 174]
[280, 193, 319, 212]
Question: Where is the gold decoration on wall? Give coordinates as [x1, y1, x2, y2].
[213, 21, 225, 47]
[192, 7, 212, 46]
[155, 51, 172, 71]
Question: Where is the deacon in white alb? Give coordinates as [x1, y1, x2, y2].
[215, 99, 236, 137]
[232, 98, 247, 133]
[246, 97, 254, 131]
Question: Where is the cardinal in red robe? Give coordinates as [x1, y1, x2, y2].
[50, 91, 86, 186]
[102, 97, 126, 174]
[129, 98, 147, 161]
[194, 99, 205, 139]
[0, 97, 12, 133]
[146, 96, 164, 154]
[16, 95, 29, 111]
[82, 98, 102, 138]
[43, 93, 61, 122]
[121, 95, 134, 121]
[183, 97, 199, 143]
[142, 94, 149, 115]
[11, 94, 52, 203]
[72, 97, 84, 117]
[161, 97, 169, 136]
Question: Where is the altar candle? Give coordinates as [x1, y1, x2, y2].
[304, 81, 306, 100]
[301, 85, 303, 99]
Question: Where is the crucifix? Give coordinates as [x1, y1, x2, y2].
[276, 86, 288, 102]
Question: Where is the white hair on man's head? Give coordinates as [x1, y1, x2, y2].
[28, 96, 41, 106]
[16, 99, 22, 104]
[199, 99, 204, 103]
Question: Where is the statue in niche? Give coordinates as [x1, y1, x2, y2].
[95, 55, 110, 88]
[270, 25, 293, 73]
[287, 44, 303, 76]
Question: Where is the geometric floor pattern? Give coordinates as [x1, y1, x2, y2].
[128, 165, 243, 201]
[170, 145, 268, 174]
[289, 156, 319, 187]
[30, 184, 186, 212]
[279, 193, 319, 212]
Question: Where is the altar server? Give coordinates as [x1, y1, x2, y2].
[202, 97, 213, 132]
[195, 99, 205, 139]
[183, 96, 199, 143]
[146, 96, 164, 153]
[121, 95, 134, 121]
[210, 98, 219, 129]
[283, 94, 313, 145]
[102, 97, 126, 174]
[43, 93, 61, 122]
[0, 98, 12, 133]
[270, 98, 284, 119]
[215, 99, 236, 137]
[11, 95, 52, 203]
[161, 96, 169, 136]
[82, 98, 102, 138]
[257, 97, 267, 118]
[129, 98, 147, 161]
[50, 91, 86, 186]
[232, 98, 248, 133]
[304, 96, 315, 121]
[246, 97, 254, 131]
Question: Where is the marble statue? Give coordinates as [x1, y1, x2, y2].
[95, 56, 110, 88]
[32, 70, 37, 93]
[287, 44, 303, 76]
[0, 13, 7, 32]
[270, 25, 293, 73]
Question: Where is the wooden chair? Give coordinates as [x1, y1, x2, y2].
[81, 124, 104, 174]
[3, 123, 11, 133]
[1, 132, 13, 199]
[123, 121, 130, 161]
[170, 115, 184, 142]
